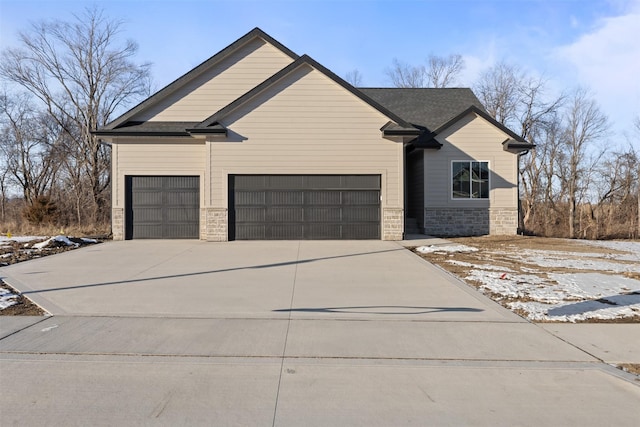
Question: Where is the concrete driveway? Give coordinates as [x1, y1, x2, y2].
[1, 240, 639, 426]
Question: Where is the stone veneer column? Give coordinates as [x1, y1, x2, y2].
[383, 207, 404, 240]
[112, 208, 124, 241]
[206, 208, 228, 241]
[489, 208, 518, 235]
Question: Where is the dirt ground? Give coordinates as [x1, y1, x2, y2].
[413, 235, 640, 324]
[0, 279, 45, 315]
[1, 237, 101, 316]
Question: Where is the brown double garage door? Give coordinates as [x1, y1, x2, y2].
[126, 174, 380, 240]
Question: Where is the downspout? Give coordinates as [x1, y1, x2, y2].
[517, 149, 530, 235]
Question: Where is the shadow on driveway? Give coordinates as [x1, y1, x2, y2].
[274, 306, 484, 315]
[7, 248, 404, 295]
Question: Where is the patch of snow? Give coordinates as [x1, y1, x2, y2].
[0, 287, 18, 310]
[509, 299, 640, 323]
[549, 273, 640, 298]
[498, 249, 640, 273]
[80, 238, 98, 243]
[447, 260, 514, 272]
[416, 244, 478, 254]
[0, 235, 47, 243]
[581, 240, 640, 262]
[32, 235, 79, 250]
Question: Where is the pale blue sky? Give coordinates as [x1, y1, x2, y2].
[1, 0, 639, 141]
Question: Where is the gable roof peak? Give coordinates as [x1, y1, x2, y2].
[194, 53, 416, 131]
[101, 27, 299, 131]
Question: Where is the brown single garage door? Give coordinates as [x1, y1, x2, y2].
[125, 176, 200, 239]
[229, 175, 380, 240]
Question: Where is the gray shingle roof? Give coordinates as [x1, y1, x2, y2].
[359, 88, 486, 131]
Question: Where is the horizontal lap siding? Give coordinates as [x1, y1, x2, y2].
[426, 113, 517, 208]
[133, 39, 294, 122]
[210, 65, 402, 209]
[114, 141, 206, 208]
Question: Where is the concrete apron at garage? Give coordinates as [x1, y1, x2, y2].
[1, 240, 639, 426]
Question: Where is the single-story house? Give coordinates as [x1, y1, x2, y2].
[96, 28, 532, 241]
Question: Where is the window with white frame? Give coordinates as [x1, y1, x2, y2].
[452, 161, 489, 199]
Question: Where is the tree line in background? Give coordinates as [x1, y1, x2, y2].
[0, 7, 150, 234]
[1, 8, 638, 239]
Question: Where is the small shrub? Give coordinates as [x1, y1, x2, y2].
[23, 196, 59, 225]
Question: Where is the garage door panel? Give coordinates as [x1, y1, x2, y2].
[269, 175, 304, 189]
[305, 207, 342, 222]
[133, 192, 163, 206]
[271, 224, 304, 239]
[134, 207, 163, 222]
[267, 207, 303, 222]
[342, 224, 380, 239]
[165, 207, 199, 222]
[230, 175, 380, 240]
[164, 192, 198, 206]
[343, 206, 380, 222]
[236, 191, 266, 206]
[342, 191, 380, 205]
[306, 224, 342, 239]
[269, 191, 303, 205]
[126, 176, 199, 239]
[167, 176, 200, 189]
[305, 175, 343, 189]
[132, 176, 162, 189]
[236, 224, 266, 240]
[343, 175, 381, 189]
[132, 225, 163, 239]
[236, 207, 266, 222]
[306, 191, 341, 205]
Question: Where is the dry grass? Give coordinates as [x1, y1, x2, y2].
[618, 364, 640, 376]
[0, 221, 110, 238]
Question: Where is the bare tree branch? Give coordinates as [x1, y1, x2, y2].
[0, 6, 151, 222]
[344, 69, 363, 86]
[426, 54, 464, 88]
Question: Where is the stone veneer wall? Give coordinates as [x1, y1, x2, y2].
[383, 208, 404, 240]
[112, 208, 124, 241]
[489, 208, 518, 235]
[423, 208, 490, 236]
[205, 208, 228, 241]
[423, 207, 518, 236]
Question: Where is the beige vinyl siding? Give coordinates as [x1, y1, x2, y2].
[208, 64, 402, 209]
[425, 112, 518, 208]
[113, 139, 207, 208]
[132, 38, 294, 122]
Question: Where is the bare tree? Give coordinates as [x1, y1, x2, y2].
[559, 88, 609, 238]
[0, 92, 61, 207]
[386, 54, 465, 88]
[386, 58, 425, 88]
[474, 61, 524, 125]
[344, 69, 363, 86]
[0, 6, 151, 223]
[591, 146, 639, 238]
[426, 54, 464, 88]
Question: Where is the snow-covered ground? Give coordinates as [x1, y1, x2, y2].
[417, 240, 640, 322]
[0, 287, 18, 310]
